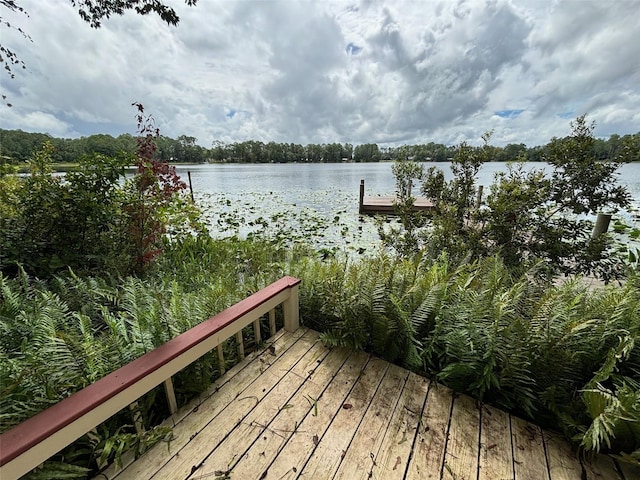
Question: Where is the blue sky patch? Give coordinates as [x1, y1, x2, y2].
[346, 43, 362, 55]
[495, 109, 524, 119]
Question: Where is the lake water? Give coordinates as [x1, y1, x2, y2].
[174, 162, 640, 253]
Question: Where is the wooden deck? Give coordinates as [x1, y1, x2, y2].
[360, 196, 435, 215]
[359, 179, 434, 215]
[100, 328, 639, 480]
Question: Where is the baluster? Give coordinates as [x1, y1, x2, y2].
[163, 378, 178, 415]
[269, 308, 276, 337]
[217, 344, 225, 374]
[253, 318, 261, 344]
[236, 331, 245, 359]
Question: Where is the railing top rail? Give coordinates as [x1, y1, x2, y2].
[0, 276, 301, 468]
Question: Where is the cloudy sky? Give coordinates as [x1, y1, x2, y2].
[1, 0, 639, 148]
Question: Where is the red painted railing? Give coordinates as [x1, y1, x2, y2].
[0, 276, 301, 480]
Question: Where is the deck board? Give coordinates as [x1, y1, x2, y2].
[264, 349, 371, 479]
[333, 363, 409, 480]
[545, 432, 583, 480]
[188, 336, 331, 478]
[444, 394, 480, 480]
[300, 356, 389, 479]
[155, 330, 320, 479]
[105, 329, 626, 480]
[229, 346, 351, 479]
[406, 383, 453, 479]
[512, 416, 550, 480]
[371, 372, 430, 479]
[479, 404, 514, 480]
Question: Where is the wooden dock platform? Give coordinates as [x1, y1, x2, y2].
[359, 179, 434, 215]
[100, 328, 637, 480]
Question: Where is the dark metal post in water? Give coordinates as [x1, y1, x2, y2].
[359, 180, 365, 214]
[187, 171, 195, 203]
[592, 213, 612, 238]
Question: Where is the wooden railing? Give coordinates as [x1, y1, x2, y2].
[0, 276, 301, 480]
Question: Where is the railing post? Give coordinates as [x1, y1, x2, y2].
[217, 344, 225, 374]
[236, 331, 245, 359]
[163, 378, 178, 415]
[359, 179, 365, 214]
[283, 284, 300, 332]
[253, 319, 262, 344]
[269, 309, 276, 337]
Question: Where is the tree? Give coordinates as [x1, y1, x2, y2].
[0, 104, 202, 278]
[1, 0, 198, 105]
[388, 117, 634, 282]
[353, 143, 381, 162]
[377, 151, 427, 256]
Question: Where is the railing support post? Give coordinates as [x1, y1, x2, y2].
[217, 344, 225, 374]
[269, 309, 276, 337]
[283, 284, 300, 332]
[236, 331, 245, 359]
[163, 378, 178, 415]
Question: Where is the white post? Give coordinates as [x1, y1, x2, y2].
[217, 344, 225, 374]
[283, 285, 300, 332]
[236, 331, 245, 359]
[269, 309, 276, 337]
[163, 378, 178, 415]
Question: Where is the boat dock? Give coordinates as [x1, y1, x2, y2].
[359, 179, 435, 215]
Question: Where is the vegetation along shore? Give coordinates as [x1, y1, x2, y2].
[1, 113, 639, 478]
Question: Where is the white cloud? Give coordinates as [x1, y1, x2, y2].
[1, 0, 639, 147]
[0, 108, 75, 137]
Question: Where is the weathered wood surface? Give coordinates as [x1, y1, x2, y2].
[358, 179, 435, 215]
[106, 329, 632, 480]
[360, 196, 435, 215]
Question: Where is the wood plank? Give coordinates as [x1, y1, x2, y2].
[298, 356, 390, 479]
[145, 330, 320, 480]
[333, 364, 409, 480]
[187, 338, 331, 478]
[362, 197, 433, 208]
[229, 347, 351, 479]
[406, 383, 454, 479]
[512, 415, 550, 480]
[112, 328, 306, 480]
[479, 404, 514, 480]
[361, 196, 434, 215]
[372, 372, 430, 479]
[263, 350, 371, 480]
[544, 431, 582, 480]
[443, 394, 480, 480]
[582, 454, 622, 480]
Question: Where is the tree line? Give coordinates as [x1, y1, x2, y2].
[1, 128, 639, 164]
